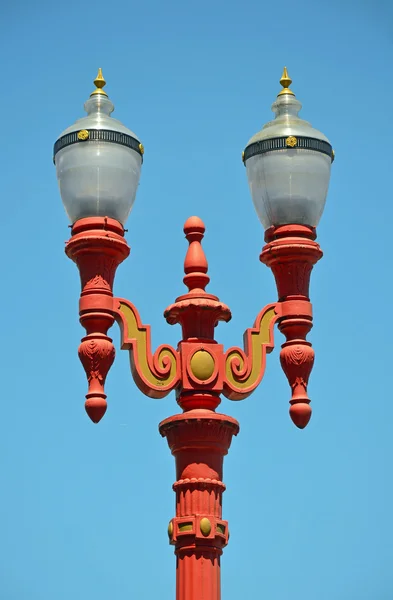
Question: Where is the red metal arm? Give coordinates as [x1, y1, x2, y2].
[260, 224, 323, 428]
[65, 217, 129, 423]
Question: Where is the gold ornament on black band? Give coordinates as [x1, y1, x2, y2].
[286, 136, 297, 148]
[243, 136, 333, 164]
[77, 130, 89, 141]
[54, 129, 144, 162]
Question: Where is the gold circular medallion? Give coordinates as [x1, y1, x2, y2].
[200, 517, 212, 537]
[241, 150, 245, 163]
[167, 520, 174, 539]
[139, 143, 145, 155]
[286, 135, 297, 148]
[331, 149, 335, 161]
[190, 350, 215, 381]
[77, 129, 89, 141]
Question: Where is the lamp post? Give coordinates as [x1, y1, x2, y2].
[54, 68, 333, 600]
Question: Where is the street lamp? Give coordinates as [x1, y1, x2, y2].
[54, 68, 143, 225]
[54, 68, 333, 600]
[244, 67, 333, 229]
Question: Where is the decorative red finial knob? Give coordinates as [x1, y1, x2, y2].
[289, 402, 312, 429]
[183, 216, 210, 294]
[85, 397, 108, 423]
[184, 215, 205, 237]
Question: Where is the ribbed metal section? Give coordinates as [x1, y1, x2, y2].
[53, 129, 143, 162]
[244, 136, 333, 163]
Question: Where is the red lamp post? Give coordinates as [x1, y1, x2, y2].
[54, 68, 333, 600]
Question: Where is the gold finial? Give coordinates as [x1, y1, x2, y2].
[278, 66, 295, 96]
[91, 68, 108, 97]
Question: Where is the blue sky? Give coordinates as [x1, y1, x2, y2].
[1, 1, 392, 598]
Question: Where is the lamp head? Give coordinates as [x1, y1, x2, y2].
[54, 69, 143, 226]
[243, 68, 334, 230]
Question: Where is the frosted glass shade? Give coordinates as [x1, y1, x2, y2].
[246, 149, 331, 229]
[55, 141, 142, 225]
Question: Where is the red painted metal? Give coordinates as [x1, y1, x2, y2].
[159, 218, 239, 599]
[65, 215, 324, 600]
[260, 224, 323, 428]
[160, 411, 239, 600]
[65, 217, 130, 422]
[164, 216, 232, 411]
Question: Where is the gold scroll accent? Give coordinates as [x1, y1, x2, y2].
[224, 304, 279, 400]
[115, 299, 180, 397]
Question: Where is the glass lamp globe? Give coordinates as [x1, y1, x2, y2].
[243, 68, 334, 230]
[53, 69, 143, 225]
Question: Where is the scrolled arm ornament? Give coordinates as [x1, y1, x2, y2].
[223, 303, 280, 400]
[113, 298, 180, 398]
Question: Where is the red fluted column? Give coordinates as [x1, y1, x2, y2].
[160, 409, 239, 600]
[161, 217, 238, 599]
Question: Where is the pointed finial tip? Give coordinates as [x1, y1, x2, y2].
[91, 67, 108, 97]
[278, 66, 295, 96]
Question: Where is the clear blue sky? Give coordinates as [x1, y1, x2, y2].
[1, 1, 392, 598]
